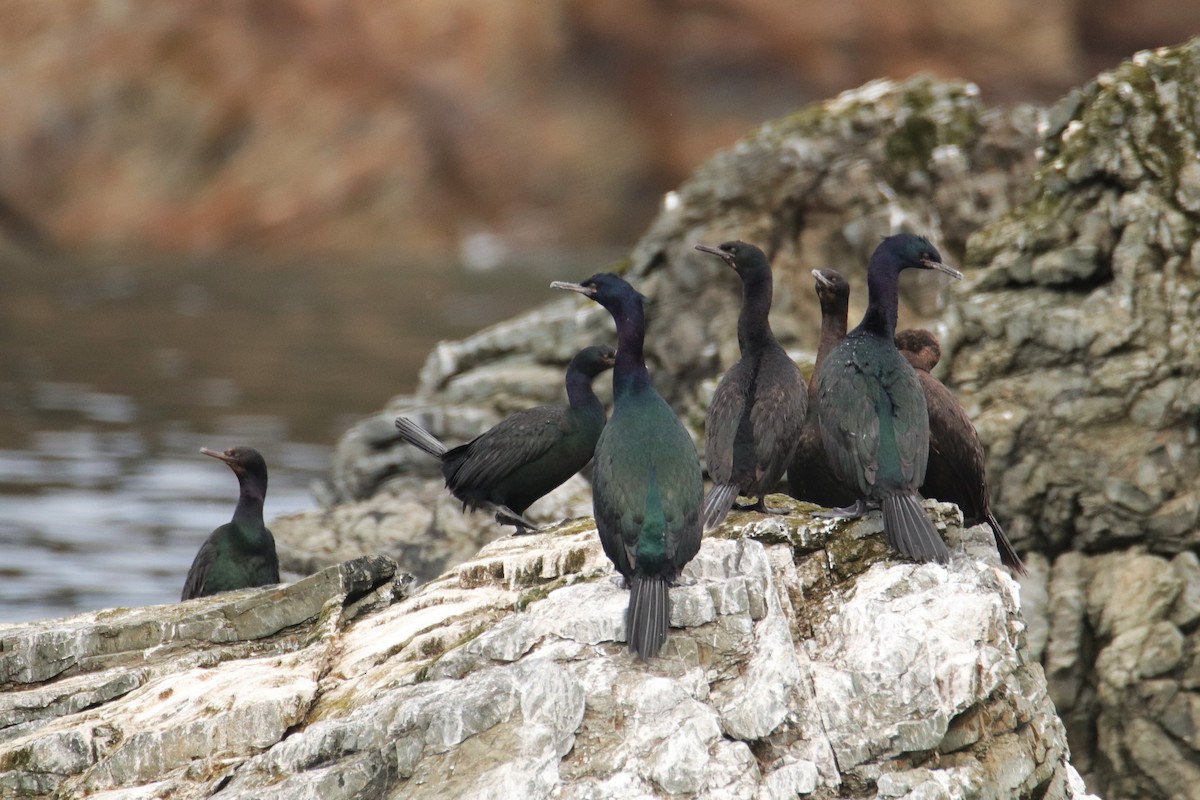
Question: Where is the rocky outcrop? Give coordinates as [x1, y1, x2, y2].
[941, 41, 1200, 798]
[291, 39, 1200, 799]
[1, 505, 1093, 798]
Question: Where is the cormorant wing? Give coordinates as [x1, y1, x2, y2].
[445, 405, 570, 493]
[818, 348, 883, 497]
[747, 347, 806, 484]
[881, 363, 930, 490]
[181, 532, 219, 601]
[704, 360, 751, 485]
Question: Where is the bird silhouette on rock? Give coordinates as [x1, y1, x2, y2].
[895, 328, 1026, 574]
[552, 272, 703, 659]
[695, 241, 806, 531]
[182, 446, 279, 601]
[816, 234, 961, 564]
[394, 344, 615, 532]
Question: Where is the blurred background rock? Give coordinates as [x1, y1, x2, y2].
[2, 0, 1197, 262]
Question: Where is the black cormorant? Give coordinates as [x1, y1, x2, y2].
[787, 268, 858, 508]
[694, 241, 806, 530]
[895, 328, 1026, 574]
[816, 234, 961, 564]
[552, 273, 703, 659]
[181, 447, 279, 601]
[394, 344, 615, 532]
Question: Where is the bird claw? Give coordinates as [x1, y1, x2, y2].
[814, 499, 867, 520]
[493, 506, 539, 532]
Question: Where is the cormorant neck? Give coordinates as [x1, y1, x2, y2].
[610, 295, 651, 399]
[858, 257, 901, 338]
[565, 367, 604, 413]
[232, 478, 266, 529]
[815, 296, 849, 369]
[737, 273, 775, 353]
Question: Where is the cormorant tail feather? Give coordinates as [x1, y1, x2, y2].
[627, 574, 669, 660]
[881, 494, 949, 564]
[700, 483, 740, 532]
[394, 417, 448, 459]
[986, 513, 1027, 575]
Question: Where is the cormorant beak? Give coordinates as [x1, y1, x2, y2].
[601, 351, 617, 368]
[201, 447, 242, 472]
[811, 269, 835, 288]
[694, 243, 736, 271]
[922, 258, 964, 280]
[551, 280, 596, 297]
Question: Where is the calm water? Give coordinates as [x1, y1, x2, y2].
[0, 251, 592, 623]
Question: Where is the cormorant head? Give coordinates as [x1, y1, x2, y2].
[811, 268, 850, 308]
[202, 446, 268, 489]
[694, 240, 770, 282]
[895, 328, 942, 372]
[550, 272, 644, 312]
[877, 234, 963, 279]
[570, 344, 618, 377]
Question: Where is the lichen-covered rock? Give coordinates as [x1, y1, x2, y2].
[947, 39, 1200, 558]
[0, 506, 1094, 799]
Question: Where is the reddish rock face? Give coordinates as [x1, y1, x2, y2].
[0, 1, 1191, 261]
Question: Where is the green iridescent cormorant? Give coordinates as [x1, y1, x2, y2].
[181, 446, 279, 601]
[895, 328, 1026, 574]
[787, 268, 858, 508]
[552, 273, 702, 659]
[394, 344, 616, 532]
[694, 241, 806, 530]
[816, 234, 961, 564]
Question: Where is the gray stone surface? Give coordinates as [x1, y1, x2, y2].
[0, 506, 1094, 799]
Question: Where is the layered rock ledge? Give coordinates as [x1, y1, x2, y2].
[2, 506, 1091, 799]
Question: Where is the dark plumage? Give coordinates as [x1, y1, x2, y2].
[787, 268, 858, 508]
[695, 241, 806, 530]
[895, 329, 1027, 575]
[394, 344, 615, 532]
[182, 447, 279, 601]
[816, 234, 962, 564]
[552, 273, 703, 659]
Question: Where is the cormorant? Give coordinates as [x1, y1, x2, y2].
[816, 234, 961, 564]
[694, 241, 806, 530]
[895, 328, 1026, 574]
[552, 273, 702, 659]
[181, 447, 279, 601]
[394, 344, 616, 532]
[787, 268, 858, 508]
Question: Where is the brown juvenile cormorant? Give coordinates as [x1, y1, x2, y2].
[817, 234, 961, 564]
[694, 241, 806, 530]
[181, 446, 279, 601]
[787, 268, 858, 508]
[552, 273, 703, 660]
[895, 328, 1026, 574]
[394, 344, 616, 532]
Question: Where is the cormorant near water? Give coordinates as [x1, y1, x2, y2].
[394, 344, 616, 532]
[787, 268, 858, 508]
[181, 446, 279, 601]
[552, 273, 703, 659]
[694, 241, 806, 530]
[816, 234, 961, 564]
[895, 329, 1027, 574]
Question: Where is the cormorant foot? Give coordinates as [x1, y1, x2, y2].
[814, 499, 867, 520]
[493, 506, 539, 531]
[736, 497, 790, 515]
